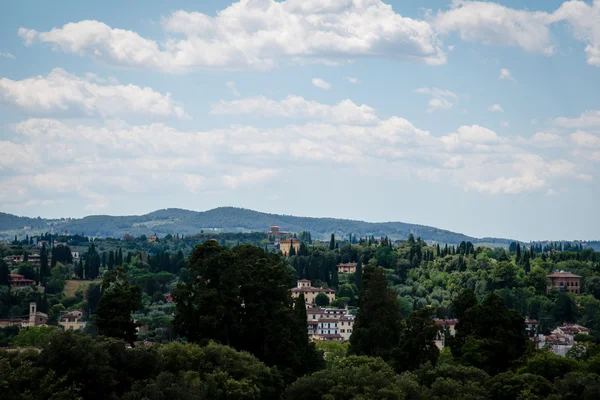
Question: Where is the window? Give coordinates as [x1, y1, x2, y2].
[575, 282, 579, 286]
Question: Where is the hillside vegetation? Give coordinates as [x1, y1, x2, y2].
[0, 207, 514, 245]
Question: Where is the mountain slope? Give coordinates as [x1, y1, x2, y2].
[0, 207, 515, 245]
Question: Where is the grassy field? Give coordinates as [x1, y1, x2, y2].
[63, 280, 96, 297]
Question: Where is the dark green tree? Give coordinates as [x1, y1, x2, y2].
[392, 307, 440, 373]
[450, 293, 530, 374]
[96, 267, 143, 346]
[40, 243, 49, 283]
[349, 266, 402, 361]
[315, 292, 330, 307]
[329, 233, 335, 250]
[0, 260, 9, 286]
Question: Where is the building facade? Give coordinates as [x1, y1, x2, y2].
[59, 310, 87, 331]
[9, 274, 35, 288]
[337, 263, 357, 274]
[280, 239, 301, 256]
[547, 271, 581, 294]
[305, 307, 355, 342]
[291, 280, 335, 305]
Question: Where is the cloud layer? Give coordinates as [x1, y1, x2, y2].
[0, 68, 185, 118]
[18, 0, 446, 71]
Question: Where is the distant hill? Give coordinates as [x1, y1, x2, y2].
[0, 207, 517, 245]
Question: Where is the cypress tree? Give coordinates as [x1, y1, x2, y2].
[349, 266, 402, 360]
[0, 260, 10, 286]
[329, 234, 335, 250]
[516, 243, 522, 263]
[40, 244, 49, 284]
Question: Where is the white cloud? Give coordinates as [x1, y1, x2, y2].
[571, 131, 600, 147]
[555, 110, 600, 130]
[210, 95, 378, 124]
[501, 121, 510, 127]
[225, 81, 241, 97]
[222, 168, 279, 189]
[488, 104, 503, 112]
[19, 1, 446, 72]
[312, 78, 331, 90]
[0, 52, 15, 59]
[346, 77, 359, 84]
[0, 68, 186, 118]
[552, 0, 600, 66]
[414, 87, 457, 112]
[435, 0, 555, 55]
[499, 68, 515, 82]
[529, 132, 564, 148]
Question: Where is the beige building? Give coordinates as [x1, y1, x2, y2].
[59, 310, 87, 331]
[337, 262, 357, 274]
[280, 239, 301, 256]
[434, 318, 457, 350]
[291, 280, 335, 305]
[547, 271, 581, 294]
[306, 307, 355, 342]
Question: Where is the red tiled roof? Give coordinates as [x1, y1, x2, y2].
[434, 318, 458, 325]
[318, 318, 341, 323]
[547, 272, 581, 278]
[292, 287, 335, 293]
[308, 309, 326, 314]
[298, 279, 311, 282]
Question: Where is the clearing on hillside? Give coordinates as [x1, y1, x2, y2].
[63, 280, 96, 297]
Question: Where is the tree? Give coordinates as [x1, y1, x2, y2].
[526, 266, 549, 295]
[453, 289, 477, 320]
[315, 292, 330, 307]
[11, 326, 60, 347]
[329, 233, 335, 250]
[392, 307, 440, 373]
[450, 293, 530, 374]
[349, 266, 402, 361]
[40, 243, 49, 283]
[17, 263, 35, 281]
[51, 244, 73, 267]
[284, 356, 410, 400]
[585, 277, 600, 300]
[96, 267, 142, 346]
[0, 260, 9, 286]
[173, 242, 323, 380]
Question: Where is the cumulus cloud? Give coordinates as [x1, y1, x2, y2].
[528, 132, 564, 148]
[0, 68, 186, 118]
[312, 78, 331, 90]
[0, 52, 15, 59]
[571, 131, 600, 147]
[2, 109, 587, 211]
[210, 95, 378, 124]
[435, 0, 555, 54]
[18, 0, 446, 72]
[414, 87, 457, 112]
[553, 0, 600, 66]
[488, 104, 503, 112]
[555, 110, 600, 130]
[434, 0, 600, 66]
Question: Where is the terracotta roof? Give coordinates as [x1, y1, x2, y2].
[308, 309, 326, 314]
[337, 263, 357, 267]
[434, 318, 459, 325]
[547, 272, 581, 278]
[292, 287, 335, 293]
[298, 279, 311, 282]
[318, 318, 341, 323]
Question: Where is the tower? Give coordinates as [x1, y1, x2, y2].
[29, 302, 36, 326]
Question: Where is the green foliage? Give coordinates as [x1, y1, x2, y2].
[11, 326, 60, 347]
[284, 356, 407, 400]
[392, 307, 440, 373]
[173, 242, 324, 380]
[96, 267, 143, 345]
[315, 292, 330, 307]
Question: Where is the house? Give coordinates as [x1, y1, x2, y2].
[434, 318, 458, 349]
[305, 307, 355, 342]
[280, 239, 301, 256]
[337, 263, 357, 274]
[554, 324, 589, 337]
[59, 310, 86, 331]
[547, 271, 581, 294]
[525, 318, 539, 336]
[291, 280, 335, 305]
[71, 252, 80, 260]
[0, 303, 48, 328]
[268, 226, 287, 241]
[27, 254, 41, 266]
[9, 274, 35, 288]
[148, 234, 158, 243]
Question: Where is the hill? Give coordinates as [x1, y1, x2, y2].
[0, 207, 515, 245]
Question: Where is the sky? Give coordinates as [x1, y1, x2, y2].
[0, 0, 599, 241]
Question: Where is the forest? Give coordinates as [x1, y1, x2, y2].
[1, 232, 600, 399]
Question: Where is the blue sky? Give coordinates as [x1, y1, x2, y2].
[0, 0, 599, 241]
